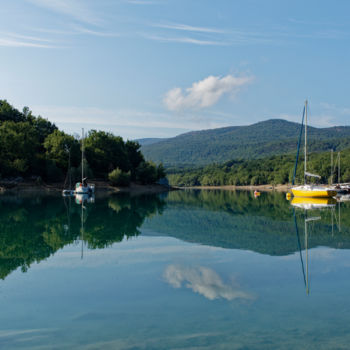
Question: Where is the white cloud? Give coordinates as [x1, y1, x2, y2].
[0, 37, 55, 48]
[29, 105, 237, 139]
[126, 0, 162, 4]
[320, 102, 350, 116]
[141, 33, 229, 46]
[26, 0, 101, 25]
[164, 74, 253, 111]
[164, 264, 253, 301]
[152, 22, 225, 34]
[277, 113, 336, 128]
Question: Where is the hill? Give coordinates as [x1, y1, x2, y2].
[135, 138, 166, 146]
[141, 119, 350, 167]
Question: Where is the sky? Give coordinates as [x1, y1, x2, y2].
[1, 0, 350, 140]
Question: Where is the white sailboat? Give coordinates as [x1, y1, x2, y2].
[291, 100, 337, 198]
[75, 128, 95, 195]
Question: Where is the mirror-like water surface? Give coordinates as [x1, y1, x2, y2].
[1, 190, 350, 349]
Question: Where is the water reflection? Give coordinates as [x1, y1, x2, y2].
[164, 264, 253, 301]
[1, 190, 350, 280]
[144, 190, 350, 255]
[292, 197, 341, 295]
[0, 193, 165, 279]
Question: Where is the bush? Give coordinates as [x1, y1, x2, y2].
[108, 168, 131, 187]
[136, 161, 158, 184]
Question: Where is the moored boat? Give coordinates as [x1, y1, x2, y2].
[291, 185, 337, 198]
[291, 100, 336, 198]
[74, 129, 95, 196]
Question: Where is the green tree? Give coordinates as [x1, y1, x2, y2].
[44, 130, 80, 171]
[108, 168, 131, 187]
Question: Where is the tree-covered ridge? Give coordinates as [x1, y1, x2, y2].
[142, 119, 350, 167]
[167, 149, 350, 186]
[0, 100, 165, 185]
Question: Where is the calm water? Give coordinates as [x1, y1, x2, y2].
[1, 190, 350, 349]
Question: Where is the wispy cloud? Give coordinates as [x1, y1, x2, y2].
[0, 32, 56, 48]
[125, 0, 163, 4]
[73, 26, 120, 37]
[164, 74, 253, 111]
[277, 113, 336, 128]
[153, 22, 225, 34]
[30, 104, 237, 138]
[26, 0, 101, 25]
[164, 264, 253, 301]
[320, 102, 350, 115]
[141, 33, 229, 46]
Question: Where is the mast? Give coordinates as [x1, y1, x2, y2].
[338, 152, 340, 185]
[81, 200, 84, 260]
[305, 212, 309, 295]
[304, 100, 308, 185]
[331, 149, 333, 185]
[82, 128, 84, 183]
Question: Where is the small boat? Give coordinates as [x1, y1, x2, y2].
[254, 190, 260, 198]
[291, 184, 337, 198]
[74, 129, 95, 196]
[291, 100, 337, 198]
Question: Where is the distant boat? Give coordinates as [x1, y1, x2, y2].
[291, 100, 337, 198]
[75, 128, 95, 195]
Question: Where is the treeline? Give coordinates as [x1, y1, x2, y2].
[167, 150, 350, 186]
[0, 100, 165, 186]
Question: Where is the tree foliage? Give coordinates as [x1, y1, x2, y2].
[168, 150, 350, 187]
[0, 100, 165, 184]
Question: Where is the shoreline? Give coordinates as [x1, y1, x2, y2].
[0, 180, 292, 194]
[174, 184, 290, 192]
[0, 180, 173, 195]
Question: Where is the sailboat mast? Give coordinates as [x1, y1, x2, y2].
[338, 152, 340, 184]
[331, 149, 333, 185]
[82, 128, 84, 183]
[304, 100, 308, 185]
[305, 213, 309, 295]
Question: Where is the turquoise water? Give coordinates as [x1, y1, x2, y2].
[0, 190, 350, 349]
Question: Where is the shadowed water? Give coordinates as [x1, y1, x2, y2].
[0, 190, 350, 349]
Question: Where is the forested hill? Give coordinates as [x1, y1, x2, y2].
[142, 119, 350, 167]
[0, 100, 164, 185]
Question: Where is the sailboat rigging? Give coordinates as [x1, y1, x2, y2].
[291, 100, 337, 198]
[74, 128, 95, 195]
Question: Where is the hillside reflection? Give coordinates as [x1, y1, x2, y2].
[0, 193, 165, 280]
[143, 190, 350, 255]
[1, 190, 350, 280]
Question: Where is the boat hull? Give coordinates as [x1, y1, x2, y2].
[291, 188, 337, 198]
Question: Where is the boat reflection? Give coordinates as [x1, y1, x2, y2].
[292, 197, 341, 295]
[291, 197, 336, 210]
[75, 193, 95, 205]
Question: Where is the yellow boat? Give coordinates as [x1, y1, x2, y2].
[291, 100, 336, 198]
[291, 185, 337, 198]
[291, 196, 336, 209]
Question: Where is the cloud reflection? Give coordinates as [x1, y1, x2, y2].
[164, 264, 253, 301]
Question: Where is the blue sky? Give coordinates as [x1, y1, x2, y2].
[1, 0, 350, 139]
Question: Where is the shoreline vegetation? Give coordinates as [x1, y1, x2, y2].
[0, 179, 172, 195]
[0, 100, 166, 190]
[167, 151, 350, 188]
[2, 99, 350, 195]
